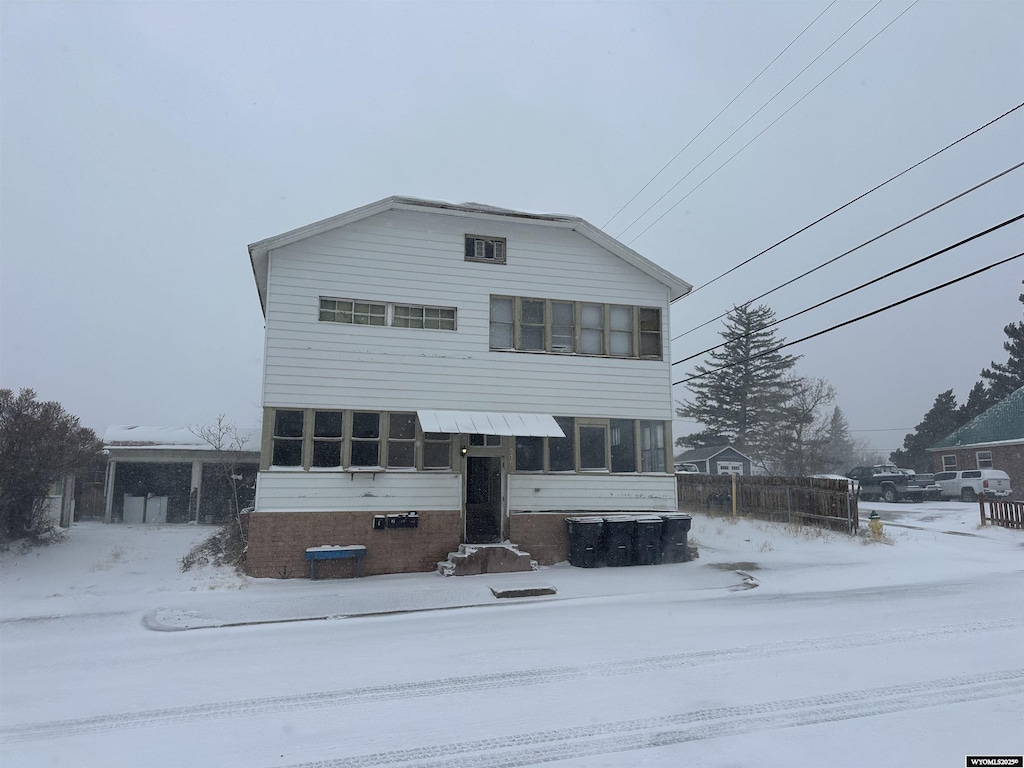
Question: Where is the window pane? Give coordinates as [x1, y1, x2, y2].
[490, 297, 514, 349]
[352, 412, 380, 439]
[579, 426, 607, 470]
[312, 440, 341, 467]
[581, 304, 604, 355]
[521, 326, 544, 351]
[516, 436, 543, 471]
[350, 441, 379, 467]
[640, 421, 666, 472]
[423, 434, 451, 469]
[520, 299, 545, 351]
[389, 413, 416, 440]
[549, 417, 575, 471]
[610, 419, 636, 472]
[610, 330, 632, 356]
[388, 442, 414, 468]
[272, 439, 302, 467]
[274, 410, 304, 438]
[314, 411, 343, 438]
[581, 303, 603, 327]
[640, 332, 661, 357]
[551, 301, 575, 352]
[521, 299, 544, 325]
[610, 305, 632, 331]
[581, 329, 603, 355]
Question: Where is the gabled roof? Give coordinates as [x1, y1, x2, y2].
[247, 196, 692, 314]
[929, 386, 1024, 450]
[675, 445, 752, 463]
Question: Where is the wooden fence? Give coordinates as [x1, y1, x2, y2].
[677, 474, 859, 534]
[979, 499, 1024, 529]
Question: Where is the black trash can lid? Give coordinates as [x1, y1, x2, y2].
[568, 516, 604, 524]
[633, 514, 664, 523]
[660, 513, 692, 519]
[603, 514, 635, 522]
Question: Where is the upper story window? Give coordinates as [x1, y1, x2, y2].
[465, 235, 506, 264]
[320, 297, 456, 331]
[490, 296, 662, 359]
[319, 298, 386, 326]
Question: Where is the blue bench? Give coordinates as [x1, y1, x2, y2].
[305, 545, 367, 579]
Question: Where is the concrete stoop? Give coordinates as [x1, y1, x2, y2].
[437, 543, 539, 577]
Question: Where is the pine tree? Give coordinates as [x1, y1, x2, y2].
[820, 406, 856, 473]
[979, 280, 1024, 400]
[676, 304, 801, 466]
[889, 389, 962, 472]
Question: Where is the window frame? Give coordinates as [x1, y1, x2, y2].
[942, 454, 957, 472]
[975, 450, 993, 469]
[465, 235, 507, 265]
[319, 296, 457, 332]
[488, 296, 662, 360]
[261, 408, 454, 472]
[576, 420, 610, 472]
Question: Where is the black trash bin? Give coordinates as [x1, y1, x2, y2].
[659, 513, 693, 563]
[602, 515, 635, 566]
[632, 514, 664, 565]
[565, 516, 604, 568]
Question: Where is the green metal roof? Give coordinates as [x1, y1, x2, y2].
[930, 386, 1024, 449]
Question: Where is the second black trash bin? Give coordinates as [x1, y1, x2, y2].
[602, 515, 635, 566]
[659, 513, 693, 563]
[565, 516, 604, 568]
[632, 515, 664, 565]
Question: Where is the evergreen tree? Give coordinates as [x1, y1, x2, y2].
[979, 280, 1024, 400]
[820, 406, 856, 473]
[889, 389, 961, 472]
[676, 303, 801, 466]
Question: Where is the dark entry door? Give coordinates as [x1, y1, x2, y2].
[465, 456, 502, 543]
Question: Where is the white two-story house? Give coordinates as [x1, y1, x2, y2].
[246, 197, 690, 577]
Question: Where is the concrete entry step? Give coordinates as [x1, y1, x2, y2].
[437, 543, 538, 577]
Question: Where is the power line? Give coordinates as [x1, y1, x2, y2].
[602, 0, 838, 230]
[671, 162, 1024, 350]
[615, 0, 886, 241]
[626, 0, 919, 248]
[673, 249, 1023, 386]
[671, 99, 1024, 302]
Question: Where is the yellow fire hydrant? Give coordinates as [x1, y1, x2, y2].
[868, 511, 883, 541]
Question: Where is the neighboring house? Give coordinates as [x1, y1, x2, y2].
[674, 445, 753, 476]
[928, 386, 1024, 496]
[103, 426, 260, 524]
[246, 196, 691, 577]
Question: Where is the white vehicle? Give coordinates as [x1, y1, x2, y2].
[932, 469, 1013, 501]
[675, 463, 700, 474]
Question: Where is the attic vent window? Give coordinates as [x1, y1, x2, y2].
[465, 235, 506, 264]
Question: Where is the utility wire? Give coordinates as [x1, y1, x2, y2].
[673, 98, 1024, 301]
[672, 160, 1024, 343]
[673, 250, 1023, 386]
[602, 0, 838, 230]
[624, 0, 917, 247]
[614, 0, 888, 240]
[672, 211, 1024, 366]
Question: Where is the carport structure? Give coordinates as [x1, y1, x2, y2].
[102, 426, 260, 524]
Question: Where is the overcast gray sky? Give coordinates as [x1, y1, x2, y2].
[2, 0, 1022, 457]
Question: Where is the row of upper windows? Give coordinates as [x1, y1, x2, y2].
[319, 298, 457, 331]
[490, 297, 662, 359]
[264, 409, 670, 474]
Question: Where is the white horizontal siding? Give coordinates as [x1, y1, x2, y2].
[262, 208, 675, 419]
[508, 474, 677, 513]
[255, 470, 460, 512]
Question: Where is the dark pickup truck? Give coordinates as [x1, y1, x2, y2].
[845, 465, 939, 503]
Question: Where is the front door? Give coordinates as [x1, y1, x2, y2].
[465, 455, 503, 543]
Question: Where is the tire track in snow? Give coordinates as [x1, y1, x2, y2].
[3, 617, 1021, 743]
[286, 669, 1024, 768]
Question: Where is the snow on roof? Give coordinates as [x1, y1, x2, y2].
[103, 425, 261, 451]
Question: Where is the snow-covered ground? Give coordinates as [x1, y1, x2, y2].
[1, 502, 1021, 767]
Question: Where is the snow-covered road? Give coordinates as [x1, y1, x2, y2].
[1, 503, 1020, 767]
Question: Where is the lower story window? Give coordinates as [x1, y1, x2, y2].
[610, 419, 636, 472]
[272, 410, 304, 467]
[312, 411, 344, 468]
[351, 412, 381, 467]
[549, 417, 575, 471]
[578, 424, 608, 470]
[976, 450, 992, 469]
[640, 421, 666, 473]
[515, 436, 544, 471]
[942, 454, 957, 471]
[423, 433, 452, 469]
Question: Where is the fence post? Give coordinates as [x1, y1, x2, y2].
[786, 486, 792, 524]
[979, 498, 985, 526]
[732, 473, 737, 517]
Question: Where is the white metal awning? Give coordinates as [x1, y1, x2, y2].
[416, 410, 564, 437]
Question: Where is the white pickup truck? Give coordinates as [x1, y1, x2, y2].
[931, 469, 1013, 501]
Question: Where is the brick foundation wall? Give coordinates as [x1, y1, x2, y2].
[245, 510, 462, 578]
[509, 512, 574, 565]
